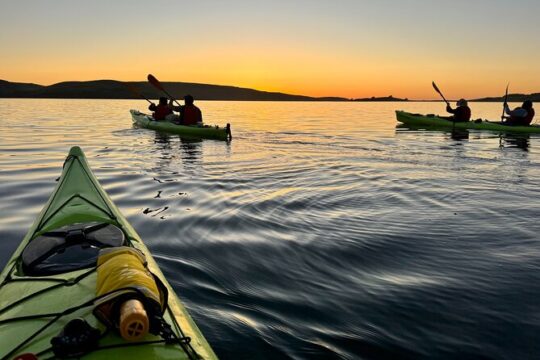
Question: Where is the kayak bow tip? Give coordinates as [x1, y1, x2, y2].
[69, 146, 85, 157]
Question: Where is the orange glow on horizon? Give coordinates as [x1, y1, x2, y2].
[1, 39, 539, 100]
[2, 1, 540, 100]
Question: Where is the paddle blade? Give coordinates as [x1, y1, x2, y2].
[147, 74, 182, 106]
[147, 74, 165, 92]
[501, 83, 510, 120]
[432, 81, 441, 94]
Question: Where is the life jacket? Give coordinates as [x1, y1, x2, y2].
[182, 105, 202, 125]
[454, 106, 471, 122]
[523, 108, 535, 125]
[509, 108, 535, 126]
[153, 105, 172, 120]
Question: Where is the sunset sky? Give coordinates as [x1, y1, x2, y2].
[1, 0, 540, 99]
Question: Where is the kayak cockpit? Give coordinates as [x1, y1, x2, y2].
[21, 222, 125, 276]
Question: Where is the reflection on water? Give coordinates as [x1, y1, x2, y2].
[499, 134, 530, 151]
[148, 132, 207, 173]
[396, 123, 534, 150]
[154, 132, 201, 157]
[396, 124, 471, 144]
[180, 137, 203, 165]
[1, 99, 540, 359]
[153, 131, 173, 149]
[448, 129, 469, 141]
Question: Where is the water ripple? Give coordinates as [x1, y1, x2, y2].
[1, 99, 539, 359]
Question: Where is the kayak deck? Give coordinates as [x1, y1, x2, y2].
[0, 146, 217, 359]
[396, 110, 540, 134]
[131, 109, 231, 141]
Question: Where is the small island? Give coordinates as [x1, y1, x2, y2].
[353, 95, 408, 102]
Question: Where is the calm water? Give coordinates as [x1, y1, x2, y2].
[1, 99, 539, 359]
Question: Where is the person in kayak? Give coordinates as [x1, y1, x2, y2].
[503, 100, 535, 126]
[170, 95, 203, 125]
[148, 97, 173, 121]
[446, 99, 471, 122]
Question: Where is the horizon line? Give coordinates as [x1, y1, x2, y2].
[1, 78, 538, 102]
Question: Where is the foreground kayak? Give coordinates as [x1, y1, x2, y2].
[396, 110, 540, 134]
[131, 109, 231, 141]
[0, 147, 217, 359]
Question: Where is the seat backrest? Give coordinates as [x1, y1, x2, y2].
[21, 222, 125, 276]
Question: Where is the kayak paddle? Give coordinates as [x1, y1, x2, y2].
[124, 82, 154, 105]
[147, 74, 182, 107]
[432, 81, 450, 106]
[501, 83, 509, 121]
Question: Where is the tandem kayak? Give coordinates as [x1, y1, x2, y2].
[131, 109, 231, 141]
[0, 146, 217, 359]
[396, 110, 540, 134]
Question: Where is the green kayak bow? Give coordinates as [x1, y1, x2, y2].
[0, 146, 217, 360]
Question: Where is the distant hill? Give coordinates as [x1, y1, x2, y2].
[472, 93, 540, 102]
[0, 80, 43, 94]
[0, 79, 349, 101]
[3, 80, 539, 102]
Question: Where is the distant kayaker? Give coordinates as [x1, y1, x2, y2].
[148, 97, 173, 121]
[171, 95, 203, 125]
[446, 99, 471, 122]
[503, 100, 535, 126]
